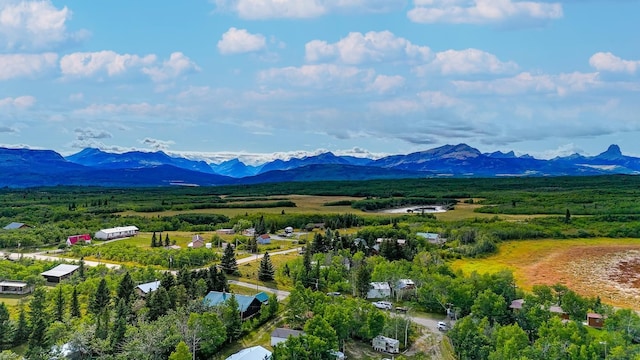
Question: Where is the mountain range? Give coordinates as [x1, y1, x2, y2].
[0, 144, 636, 187]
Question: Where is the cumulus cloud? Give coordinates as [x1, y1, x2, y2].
[408, 0, 563, 26]
[74, 102, 168, 117]
[415, 48, 518, 75]
[306, 31, 431, 65]
[589, 52, 640, 74]
[0, 95, 36, 109]
[213, 0, 404, 19]
[218, 27, 267, 54]
[142, 52, 200, 83]
[453, 71, 600, 96]
[60, 51, 156, 78]
[73, 127, 112, 141]
[0, 53, 58, 80]
[139, 137, 175, 150]
[0, 0, 87, 50]
[258, 64, 374, 89]
[368, 75, 405, 93]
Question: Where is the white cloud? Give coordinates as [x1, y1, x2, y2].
[142, 52, 200, 83]
[218, 27, 267, 54]
[415, 48, 518, 75]
[0, 125, 18, 133]
[74, 102, 169, 116]
[305, 31, 431, 64]
[0, 53, 57, 80]
[368, 75, 405, 93]
[0, 0, 87, 50]
[408, 0, 563, 25]
[139, 137, 175, 150]
[453, 71, 600, 96]
[258, 64, 374, 88]
[589, 52, 640, 74]
[74, 127, 112, 140]
[417, 91, 459, 108]
[213, 0, 403, 19]
[0, 95, 36, 109]
[60, 51, 156, 78]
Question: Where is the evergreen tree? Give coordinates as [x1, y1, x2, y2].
[0, 303, 12, 350]
[151, 232, 157, 248]
[355, 262, 372, 298]
[565, 209, 571, 223]
[95, 308, 109, 340]
[207, 265, 219, 292]
[70, 286, 81, 318]
[248, 236, 258, 254]
[147, 287, 171, 321]
[28, 288, 48, 350]
[220, 245, 239, 275]
[223, 295, 242, 342]
[117, 272, 135, 304]
[78, 257, 85, 279]
[254, 215, 266, 235]
[110, 298, 128, 352]
[177, 267, 193, 297]
[13, 307, 29, 346]
[90, 278, 111, 315]
[164, 233, 170, 247]
[161, 271, 176, 290]
[258, 252, 275, 281]
[54, 286, 65, 322]
[169, 341, 191, 360]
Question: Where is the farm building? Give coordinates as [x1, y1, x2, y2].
[243, 228, 256, 237]
[41, 264, 79, 283]
[372, 335, 400, 354]
[416, 232, 445, 245]
[66, 234, 91, 246]
[270, 328, 304, 347]
[135, 280, 161, 297]
[0, 280, 32, 295]
[225, 346, 272, 360]
[188, 235, 205, 248]
[216, 228, 235, 235]
[3, 222, 30, 230]
[257, 234, 271, 245]
[586, 313, 605, 328]
[367, 282, 391, 299]
[203, 291, 267, 320]
[95, 226, 139, 240]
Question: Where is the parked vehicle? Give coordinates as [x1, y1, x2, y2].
[372, 301, 393, 310]
[437, 321, 448, 331]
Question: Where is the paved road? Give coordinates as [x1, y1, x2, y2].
[228, 280, 291, 301]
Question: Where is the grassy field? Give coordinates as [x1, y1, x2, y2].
[231, 253, 299, 291]
[452, 238, 640, 309]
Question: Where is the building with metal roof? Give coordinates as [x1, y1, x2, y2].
[135, 280, 161, 297]
[95, 226, 139, 240]
[203, 291, 266, 320]
[3, 222, 30, 230]
[41, 264, 80, 283]
[225, 346, 271, 360]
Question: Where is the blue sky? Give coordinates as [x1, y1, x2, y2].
[0, 0, 638, 164]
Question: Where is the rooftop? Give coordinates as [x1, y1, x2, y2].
[3, 222, 28, 230]
[136, 280, 161, 294]
[225, 346, 272, 360]
[203, 291, 266, 313]
[41, 264, 80, 278]
[271, 328, 304, 339]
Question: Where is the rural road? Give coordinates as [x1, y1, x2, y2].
[228, 280, 291, 301]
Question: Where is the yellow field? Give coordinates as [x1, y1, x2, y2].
[452, 238, 640, 309]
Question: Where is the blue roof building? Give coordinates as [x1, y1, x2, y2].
[3, 222, 29, 230]
[203, 291, 267, 320]
[136, 280, 161, 297]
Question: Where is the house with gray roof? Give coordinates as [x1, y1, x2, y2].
[135, 280, 161, 297]
[270, 328, 305, 347]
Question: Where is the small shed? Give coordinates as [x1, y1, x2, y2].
[0, 280, 32, 295]
[257, 234, 271, 245]
[367, 282, 391, 299]
[3, 222, 30, 230]
[66, 234, 92, 246]
[243, 228, 256, 237]
[225, 346, 272, 360]
[41, 264, 80, 283]
[395, 279, 416, 300]
[372, 335, 400, 354]
[135, 280, 161, 297]
[549, 305, 570, 320]
[270, 328, 304, 347]
[587, 313, 604, 328]
[188, 235, 205, 248]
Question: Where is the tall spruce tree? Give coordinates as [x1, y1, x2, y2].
[28, 288, 48, 350]
[117, 272, 135, 304]
[90, 278, 111, 315]
[0, 302, 12, 350]
[95, 309, 109, 340]
[220, 245, 238, 275]
[258, 252, 275, 281]
[78, 257, 85, 279]
[164, 233, 170, 247]
[54, 286, 65, 322]
[254, 215, 266, 235]
[13, 307, 29, 346]
[110, 298, 128, 352]
[223, 295, 242, 342]
[151, 232, 157, 248]
[70, 286, 81, 318]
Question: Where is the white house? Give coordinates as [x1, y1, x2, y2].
[95, 226, 139, 240]
[225, 346, 272, 360]
[367, 282, 391, 299]
[372, 335, 400, 354]
[270, 328, 304, 347]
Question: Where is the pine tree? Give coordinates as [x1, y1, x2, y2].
[110, 298, 128, 352]
[165, 233, 170, 247]
[258, 252, 275, 282]
[169, 341, 191, 360]
[147, 287, 171, 321]
[54, 286, 65, 322]
[95, 309, 109, 340]
[223, 295, 242, 342]
[13, 307, 29, 346]
[70, 286, 81, 318]
[161, 271, 176, 290]
[151, 232, 157, 248]
[78, 257, 85, 279]
[565, 209, 571, 223]
[177, 267, 193, 297]
[220, 244, 239, 275]
[28, 288, 48, 350]
[117, 272, 135, 304]
[355, 262, 372, 298]
[254, 215, 266, 235]
[0, 302, 12, 350]
[90, 278, 111, 315]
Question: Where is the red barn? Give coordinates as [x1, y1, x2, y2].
[66, 234, 92, 246]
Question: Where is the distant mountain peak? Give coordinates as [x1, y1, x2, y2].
[597, 144, 623, 159]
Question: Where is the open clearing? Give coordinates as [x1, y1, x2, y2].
[452, 238, 640, 309]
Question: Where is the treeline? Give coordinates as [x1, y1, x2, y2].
[351, 197, 457, 211]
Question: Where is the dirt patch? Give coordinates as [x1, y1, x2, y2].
[523, 245, 640, 308]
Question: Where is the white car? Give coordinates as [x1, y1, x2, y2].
[437, 321, 448, 331]
[372, 301, 393, 310]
